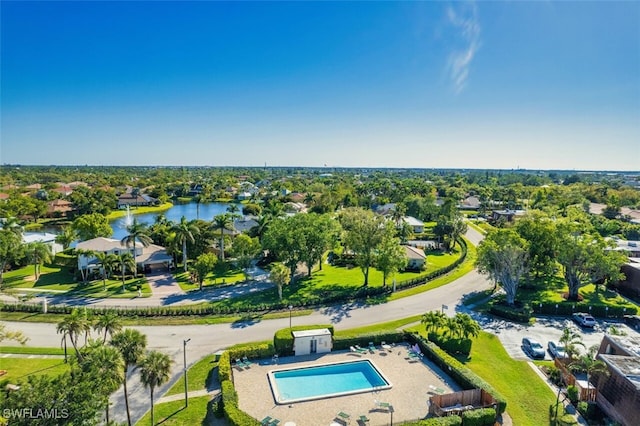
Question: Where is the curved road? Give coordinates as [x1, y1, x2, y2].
[1, 227, 490, 424]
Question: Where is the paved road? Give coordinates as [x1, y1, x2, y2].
[1, 227, 492, 424]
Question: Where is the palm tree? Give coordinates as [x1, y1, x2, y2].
[75, 248, 94, 284]
[227, 203, 240, 216]
[120, 218, 153, 278]
[559, 327, 585, 360]
[139, 350, 172, 426]
[570, 345, 610, 394]
[93, 311, 122, 343]
[172, 216, 199, 272]
[56, 320, 71, 363]
[116, 251, 136, 291]
[111, 329, 147, 426]
[55, 226, 77, 250]
[79, 340, 124, 425]
[0, 216, 23, 235]
[211, 213, 233, 261]
[450, 313, 481, 340]
[94, 252, 118, 290]
[56, 308, 92, 359]
[421, 311, 447, 336]
[25, 241, 52, 280]
[269, 262, 290, 300]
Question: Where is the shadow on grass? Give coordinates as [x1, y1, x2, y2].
[230, 314, 263, 328]
[156, 406, 187, 425]
[17, 363, 66, 379]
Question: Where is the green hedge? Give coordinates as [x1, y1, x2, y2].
[273, 325, 334, 355]
[531, 301, 637, 318]
[489, 303, 533, 323]
[461, 408, 496, 426]
[428, 332, 472, 356]
[404, 415, 462, 425]
[407, 332, 507, 415]
[332, 331, 404, 352]
[221, 380, 260, 426]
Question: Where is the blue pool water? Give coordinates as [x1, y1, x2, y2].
[268, 359, 392, 404]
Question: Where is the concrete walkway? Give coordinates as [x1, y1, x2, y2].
[156, 389, 220, 404]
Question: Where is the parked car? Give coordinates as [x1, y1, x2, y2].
[572, 312, 596, 328]
[547, 341, 566, 359]
[522, 337, 546, 359]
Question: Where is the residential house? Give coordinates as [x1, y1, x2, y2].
[490, 209, 526, 223]
[46, 199, 75, 218]
[76, 237, 173, 273]
[404, 245, 426, 270]
[234, 217, 258, 234]
[459, 196, 481, 210]
[23, 232, 63, 255]
[402, 216, 425, 234]
[0, 193, 9, 201]
[117, 192, 157, 208]
[594, 335, 640, 426]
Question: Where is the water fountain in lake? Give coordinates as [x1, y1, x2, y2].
[122, 205, 133, 228]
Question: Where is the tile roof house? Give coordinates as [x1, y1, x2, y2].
[402, 216, 425, 234]
[76, 237, 173, 272]
[22, 232, 63, 255]
[46, 199, 75, 217]
[117, 192, 157, 208]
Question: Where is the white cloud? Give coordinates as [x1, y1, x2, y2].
[446, 2, 481, 94]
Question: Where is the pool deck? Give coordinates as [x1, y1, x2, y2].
[234, 344, 461, 426]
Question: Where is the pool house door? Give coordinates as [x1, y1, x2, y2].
[310, 339, 317, 354]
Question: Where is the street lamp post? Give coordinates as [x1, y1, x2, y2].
[288, 305, 293, 329]
[183, 338, 191, 407]
[389, 404, 394, 426]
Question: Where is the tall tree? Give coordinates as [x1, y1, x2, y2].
[94, 251, 117, 290]
[262, 217, 304, 281]
[570, 345, 610, 394]
[556, 220, 625, 300]
[515, 211, 558, 279]
[25, 241, 52, 280]
[111, 329, 147, 426]
[139, 350, 173, 426]
[191, 252, 217, 291]
[78, 340, 125, 424]
[211, 213, 234, 261]
[269, 262, 291, 300]
[0, 228, 23, 288]
[339, 207, 387, 286]
[93, 311, 122, 343]
[57, 308, 92, 360]
[55, 225, 78, 250]
[558, 327, 585, 360]
[120, 218, 153, 278]
[172, 216, 200, 272]
[72, 213, 113, 240]
[476, 229, 529, 305]
[116, 251, 136, 291]
[375, 222, 408, 286]
[230, 233, 261, 279]
[421, 311, 447, 335]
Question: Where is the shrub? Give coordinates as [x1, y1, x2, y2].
[221, 380, 260, 426]
[557, 413, 578, 426]
[566, 385, 579, 404]
[333, 331, 404, 352]
[489, 302, 533, 323]
[403, 416, 462, 425]
[461, 408, 496, 426]
[428, 332, 472, 356]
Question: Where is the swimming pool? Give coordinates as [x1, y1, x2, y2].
[268, 359, 392, 404]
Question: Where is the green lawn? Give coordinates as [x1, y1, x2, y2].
[0, 346, 65, 355]
[0, 358, 69, 382]
[2, 264, 152, 298]
[459, 332, 556, 426]
[175, 268, 246, 292]
[105, 202, 173, 220]
[134, 395, 214, 426]
[165, 354, 218, 396]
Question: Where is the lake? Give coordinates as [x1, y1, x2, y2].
[111, 201, 232, 240]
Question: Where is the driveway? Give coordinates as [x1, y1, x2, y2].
[470, 313, 640, 361]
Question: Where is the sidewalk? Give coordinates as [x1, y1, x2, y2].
[156, 388, 220, 404]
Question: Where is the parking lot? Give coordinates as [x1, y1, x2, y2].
[469, 313, 640, 361]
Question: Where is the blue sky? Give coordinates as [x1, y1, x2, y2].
[1, 1, 639, 170]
